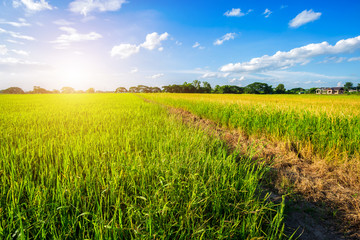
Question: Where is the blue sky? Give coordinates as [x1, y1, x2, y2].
[0, 0, 359, 91]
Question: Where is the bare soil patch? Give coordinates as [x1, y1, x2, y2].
[141, 96, 360, 239]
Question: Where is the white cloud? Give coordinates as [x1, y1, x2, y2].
[224, 8, 245, 17]
[69, 0, 126, 16]
[230, 76, 245, 82]
[0, 18, 30, 27]
[11, 49, 29, 56]
[53, 19, 74, 26]
[220, 35, 360, 72]
[111, 32, 169, 58]
[130, 67, 138, 73]
[0, 27, 35, 41]
[140, 32, 169, 50]
[12, 0, 53, 12]
[6, 39, 25, 45]
[148, 73, 164, 79]
[51, 27, 102, 49]
[0, 44, 29, 57]
[319, 56, 347, 64]
[110, 44, 140, 58]
[263, 8, 272, 18]
[214, 32, 236, 45]
[337, 82, 343, 87]
[0, 45, 8, 55]
[289, 9, 321, 28]
[200, 72, 230, 79]
[175, 40, 182, 46]
[0, 57, 41, 66]
[192, 42, 205, 49]
[348, 57, 360, 62]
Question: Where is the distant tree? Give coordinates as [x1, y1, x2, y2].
[129, 86, 138, 93]
[202, 81, 212, 93]
[308, 87, 318, 94]
[150, 87, 161, 93]
[287, 88, 304, 94]
[357, 83, 360, 91]
[1, 87, 25, 94]
[86, 88, 95, 93]
[52, 89, 60, 94]
[115, 87, 128, 93]
[76, 90, 84, 93]
[61, 86, 75, 94]
[193, 80, 201, 92]
[33, 86, 51, 94]
[213, 85, 243, 94]
[274, 84, 286, 94]
[245, 82, 272, 94]
[344, 82, 354, 91]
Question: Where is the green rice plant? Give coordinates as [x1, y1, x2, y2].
[142, 93, 360, 161]
[0, 94, 287, 239]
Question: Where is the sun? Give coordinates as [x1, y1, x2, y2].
[52, 53, 100, 90]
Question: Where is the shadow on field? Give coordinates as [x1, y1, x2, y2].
[139, 95, 359, 240]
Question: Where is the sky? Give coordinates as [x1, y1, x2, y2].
[0, 0, 360, 91]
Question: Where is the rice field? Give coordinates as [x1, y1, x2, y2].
[143, 93, 360, 161]
[0, 94, 286, 239]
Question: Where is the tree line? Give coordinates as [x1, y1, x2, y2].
[1, 81, 360, 94]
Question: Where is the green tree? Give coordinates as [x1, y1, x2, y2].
[86, 88, 95, 93]
[0, 87, 25, 94]
[61, 86, 75, 94]
[344, 82, 353, 91]
[274, 84, 286, 94]
[202, 81, 212, 93]
[115, 87, 128, 93]
[193, 80, 201, 92]
[245, 82, 273, 94]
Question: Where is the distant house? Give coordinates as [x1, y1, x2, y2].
[349, 89, 358, 93]
[316, 87, 344, 94]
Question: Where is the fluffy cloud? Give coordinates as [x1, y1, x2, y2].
[110, 44, 140, 58]
[0, 44, 29, 57]
[224, 8, 245, 17]
[0, 57, 42, 66]
[200, 72, 230, 79]
[130, 67, 138, 73]
[192, 42, 205, 49]
[148, 73, 164, 79]
[220, 35, 360, 72]
[0, 45, 8, 55]
[263, 9, 272, 18]
[140, 32, 169, 50]
[348, 57, 360, 62]
[111, 32, 169, 58]
[51, 27, 102, 49]
[0, 27, 35, 41]
[230, 76, 245, 82]
[214, 33, 236, 46]
[0, 18, 30, 27]
[12, 0, 53, 12]
[53, 19, 74, 26]
[289, 9, 321, 28]
[69, 0, 126, 16]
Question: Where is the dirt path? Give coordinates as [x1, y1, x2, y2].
[140, 95, 360, 239]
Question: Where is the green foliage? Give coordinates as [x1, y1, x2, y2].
[0, 94, 286, 239]
[275, 84, 286, 94]
[344, 82, 353, 91]
[61, 86, 75, 94]
[86, 88, 95, 93]
[0, 87, 24, 94]
[245, 82, 273, 94]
